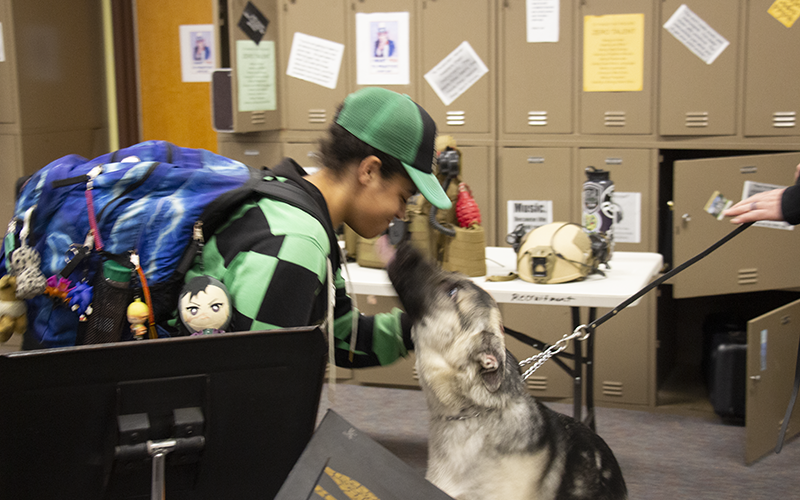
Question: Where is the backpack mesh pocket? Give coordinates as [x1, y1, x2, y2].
[79, 260, 132, 344]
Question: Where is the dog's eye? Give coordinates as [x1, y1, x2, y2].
[448, 287, 458, 300]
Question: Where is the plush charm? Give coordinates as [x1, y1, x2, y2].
[44, 275, 72, 303]
[127, 298, 150, 340]
[456, 182, 482, 228]
[7, 246, 47, 299]
[67, 282, 93, 321]
[0, 275, 27, 343]
[179, 276, 232, 335]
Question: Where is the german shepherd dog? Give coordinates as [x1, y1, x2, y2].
[386, 243, 627, 500]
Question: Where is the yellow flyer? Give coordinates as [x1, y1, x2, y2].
[583, 13, 644, 92]
[768, 0, 800, 28]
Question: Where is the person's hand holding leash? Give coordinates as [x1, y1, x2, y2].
[723, 163, 800, 224]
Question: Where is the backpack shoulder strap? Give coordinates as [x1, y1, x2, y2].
[177, 166, 339, 274]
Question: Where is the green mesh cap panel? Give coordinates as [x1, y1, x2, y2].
[335, 87, 450, 209]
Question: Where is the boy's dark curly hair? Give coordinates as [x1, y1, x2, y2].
[318, 105, 409, 182]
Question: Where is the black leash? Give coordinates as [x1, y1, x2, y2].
[583, 222, 753, 333]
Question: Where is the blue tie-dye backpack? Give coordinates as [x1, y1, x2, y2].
[0, 141, 327, 348]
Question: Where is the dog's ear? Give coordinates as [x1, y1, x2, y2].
[478, 349, 504, 393]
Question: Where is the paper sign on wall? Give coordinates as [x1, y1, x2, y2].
[356, 12, 410, 86]
[236, 39, 277, 112]
[286, 32, 344, 90]
[180, 25, 215, 83]
[663, 5, 729, 65]
[613, 192, 641, 244]
[583, 13, 644, 92]
[768, 0, 800, 28]
[527, 0, 559, 43]
[424, 41, 488, 106]
[507, 200, 553, 236]
[0, 23, 5, 62]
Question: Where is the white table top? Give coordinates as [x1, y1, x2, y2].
[343, 247, 664, 309]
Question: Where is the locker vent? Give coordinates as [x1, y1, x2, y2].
[773, 112, 796, 128]
[685, 112, 709, 128]
[412, 366, 420, 381]
[308, 109, 327, 124]
[604, 111, 626, 127]
[251, 111, 266, 125]
[446, 111, 465, 126]
[738, 268, 758, 285]
[602, 381, 623, 397]
[528, 111, 548, 126]
[526, 376, 548, 392]
[243, 150, 260, 157]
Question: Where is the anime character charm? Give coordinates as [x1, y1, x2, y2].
[127, 298, 149, 340]
[179, 276, 232, 335]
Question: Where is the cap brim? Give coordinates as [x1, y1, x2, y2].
[403, 163, 452, 210]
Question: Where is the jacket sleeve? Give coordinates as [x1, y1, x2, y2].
[781, 179, 800, 226]
[330, 268, 414, 368]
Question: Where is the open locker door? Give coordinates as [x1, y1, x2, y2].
[746, 298, 800, 464]
[671, 152, 800, 298]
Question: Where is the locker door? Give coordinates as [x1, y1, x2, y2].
[658, 0, 739, 136]
[500, 303, 574, 400]
[348, 0, 418, 98]
[458, 144, 495, 246]
[0, 0, 16, 124]
[499, 0, 574, 135]
[497, 147, 574, 245]
[746, 298, 800, 464]
[577, 148, 658, 252]
[671, 152, 800, 298]
[743, 0, 800, 137]
[220, 0, 282, 133]
[593, 293, 655, 407]
[580, 0, 655, 135]
[419, 0, 494, 135]
[280, 0, 348, 131]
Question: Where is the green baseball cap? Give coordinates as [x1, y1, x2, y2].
[336, 87, 452, 210]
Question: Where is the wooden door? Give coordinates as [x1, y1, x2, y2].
[136, 0, 217, 151]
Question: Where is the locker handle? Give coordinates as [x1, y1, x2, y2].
[750, 375, 761, 381]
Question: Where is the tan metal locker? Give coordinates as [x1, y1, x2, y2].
[745, 298, 800, 464]
[658, 0, 739, 137]
[500, 304, 574, 399]
[348, 0, 418, 98]
[0, 134, 20, 225]
[499, 0, 575, 135]
[497, 147, 574, 245]
[217, 134, 283, 168]
[282, 141, 322, 171]
[457, 144, 496, 246]
[670, 152, 800, 298]
[743, 0, 800, 137]
[0, 0, 16, 125]
[577, 148, 658, 252]
[592, 293, 655, 406]
[279, 0, 348, 131]
[580, 0, 655, 135]
[419, 0, 495, 136]
[351, 294, 417, 387]
[216, 0, 282, 133]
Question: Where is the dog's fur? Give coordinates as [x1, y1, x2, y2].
[387, 243, 627, 500]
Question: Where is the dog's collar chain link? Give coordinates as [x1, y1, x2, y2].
[518, 325, 588, 380]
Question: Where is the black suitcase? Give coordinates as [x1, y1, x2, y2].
[703, 314, 747, 424]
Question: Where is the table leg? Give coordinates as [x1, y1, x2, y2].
[585, 307, 597, 431]
[571, 307, 582, 424]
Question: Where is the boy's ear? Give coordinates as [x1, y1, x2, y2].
[358, 155, 382, 184]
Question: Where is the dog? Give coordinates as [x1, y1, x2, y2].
[386, 242, 627, 500]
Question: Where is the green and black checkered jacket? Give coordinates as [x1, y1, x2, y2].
[186, 158, 412, 367]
